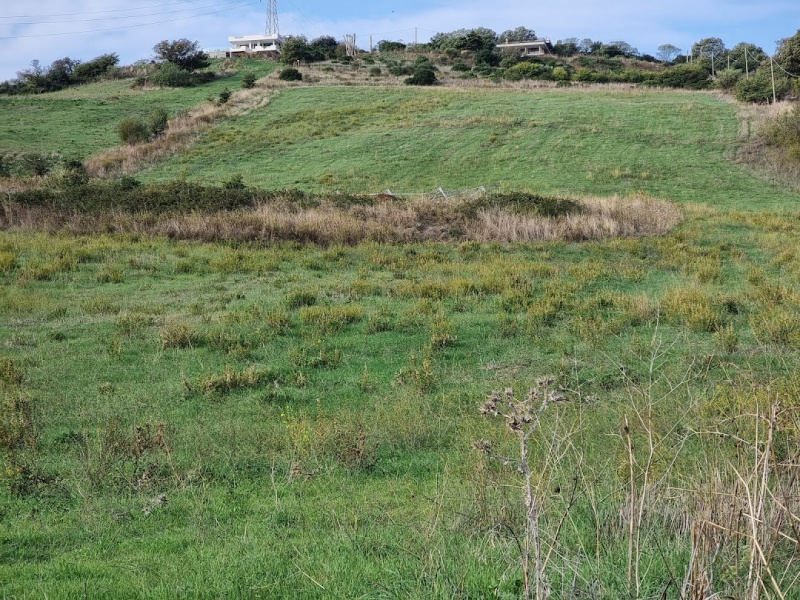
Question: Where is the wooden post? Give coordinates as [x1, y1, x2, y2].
[770, 56, 777, 104]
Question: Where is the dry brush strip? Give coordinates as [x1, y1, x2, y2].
[0, 194, 682, 245]
[84, 78, 290, 178]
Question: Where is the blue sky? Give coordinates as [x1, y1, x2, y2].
[0, 0, 798, 81]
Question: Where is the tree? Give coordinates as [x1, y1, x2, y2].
[280, 36, 311, 64]
[553, 38, 579, 57]
[462, 28, 498, 52]
[73, 53, 119, 82]
[153, 39, 209, 72]
[579, 39, 603, 54]
[309, 36, 338, 61]
[602, 41, 638, 58]
[776, 30, 800, 76]
[656, 44, 682, 63]
[377, 40, 406, 53]
[47, 57, 79, 87]
[728, 43, 766, 73]
[499, 26, 536, 43]
[692, 37, 727, 60]
[429, 28, 497, 52]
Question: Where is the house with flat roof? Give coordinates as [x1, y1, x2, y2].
[496, 39, 553, 57]
[213, 34, 283, 58]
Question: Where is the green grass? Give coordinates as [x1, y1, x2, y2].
[140, 86, 798, 210]
[3, 204, 800, 596]
[4, 80, 800, 596]
[0, 59, 278, 160]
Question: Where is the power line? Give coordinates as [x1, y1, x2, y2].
[5, 0, 254, 26]
[0, 0, 259, 39]
[0, 0, 221, 19]
[281, 0, 325, 38]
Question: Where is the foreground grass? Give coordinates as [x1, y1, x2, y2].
[3, 202, 800, 596]
[0, 59, 277, 160]
[141, 86, 798, 211]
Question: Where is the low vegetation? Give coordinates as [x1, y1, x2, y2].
[3, 28, 800, 598]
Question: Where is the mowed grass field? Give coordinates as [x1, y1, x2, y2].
[142, 86, 799, 210]
[0, 59, 277, 160]
[3, 79, 800, 597]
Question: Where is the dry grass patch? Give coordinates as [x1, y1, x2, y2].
[1, 194, 682, 246]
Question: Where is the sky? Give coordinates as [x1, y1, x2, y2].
[1, 0, 799, 81]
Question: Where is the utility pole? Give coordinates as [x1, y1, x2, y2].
[370, 34, 373, 53]
[770, 55, 777, 104]
[415, 27, 418, 47]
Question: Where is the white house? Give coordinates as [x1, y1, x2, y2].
[208, 34, 283, 58]
[496, 39, 553, 57]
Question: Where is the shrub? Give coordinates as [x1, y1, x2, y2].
[369, 67, 382, 77]
[654, 64, 711, 90]
[146, 107, 168, 137]
[736, 67, 790, 103]
[764, 102, 800, 160]
[279, 68, 303, 81]
[150, 62, 193, 87]
[405, 59, 437, 86]
[504, 62, 544, 81]
[552, 66, 569, 81]
[715, 68, 741, 91]
[218, 88, 232, 104]
[118, 118, 151, 145]
[242, 72, 257, 89]
[451, 61, 471, 72]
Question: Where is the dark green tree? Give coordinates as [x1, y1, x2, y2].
[73, 53, 119, 82]
[153, 39, 209, 72]
[692, 37, 727, 62]
[776, 30, 800, 76]
[280, 36, 312, 64]
[728, 43, 766, 73]
[499, 26, 536, 43]
[553, 38, 579, 57]
[309, 36, 338, 60]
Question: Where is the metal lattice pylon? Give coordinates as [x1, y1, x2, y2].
[265, 0, 279, 36]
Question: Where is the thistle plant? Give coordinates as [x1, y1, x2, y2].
[474, 378, 567, 600]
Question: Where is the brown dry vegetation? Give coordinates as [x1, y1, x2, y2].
[736, 100, 800, 188]
[0, 194, 681, 245]
[84, 77, 296, 178]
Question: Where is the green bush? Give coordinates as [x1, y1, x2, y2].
[117, 118, 151, 145]
[736, 67, 790, 103]
[504, 62, 544, 81]
[715, 68, 742, 91]
[279, 68, 303, 82]
[369, 67, 382, 77]
[764, 102, 800, 160]
[218, 88, 232, 104]
[653, 64, 711, 90]
[552, 66, 570, 81]
[146, 107, 168, 137]
[242, 72, 257, 89]
[150, 62, 193, 87]
[405, 59, 437, 86]
[451, 61, 471, 72]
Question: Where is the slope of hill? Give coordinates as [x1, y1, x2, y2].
[0, 59, 277, 160]
[138, 85, 797, 211]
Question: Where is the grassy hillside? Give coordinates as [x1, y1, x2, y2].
[3, 77, 800, 597]
[2, 203, 800, 596]
[0, 59, 277, 160]
[140, 86, 798, 211]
